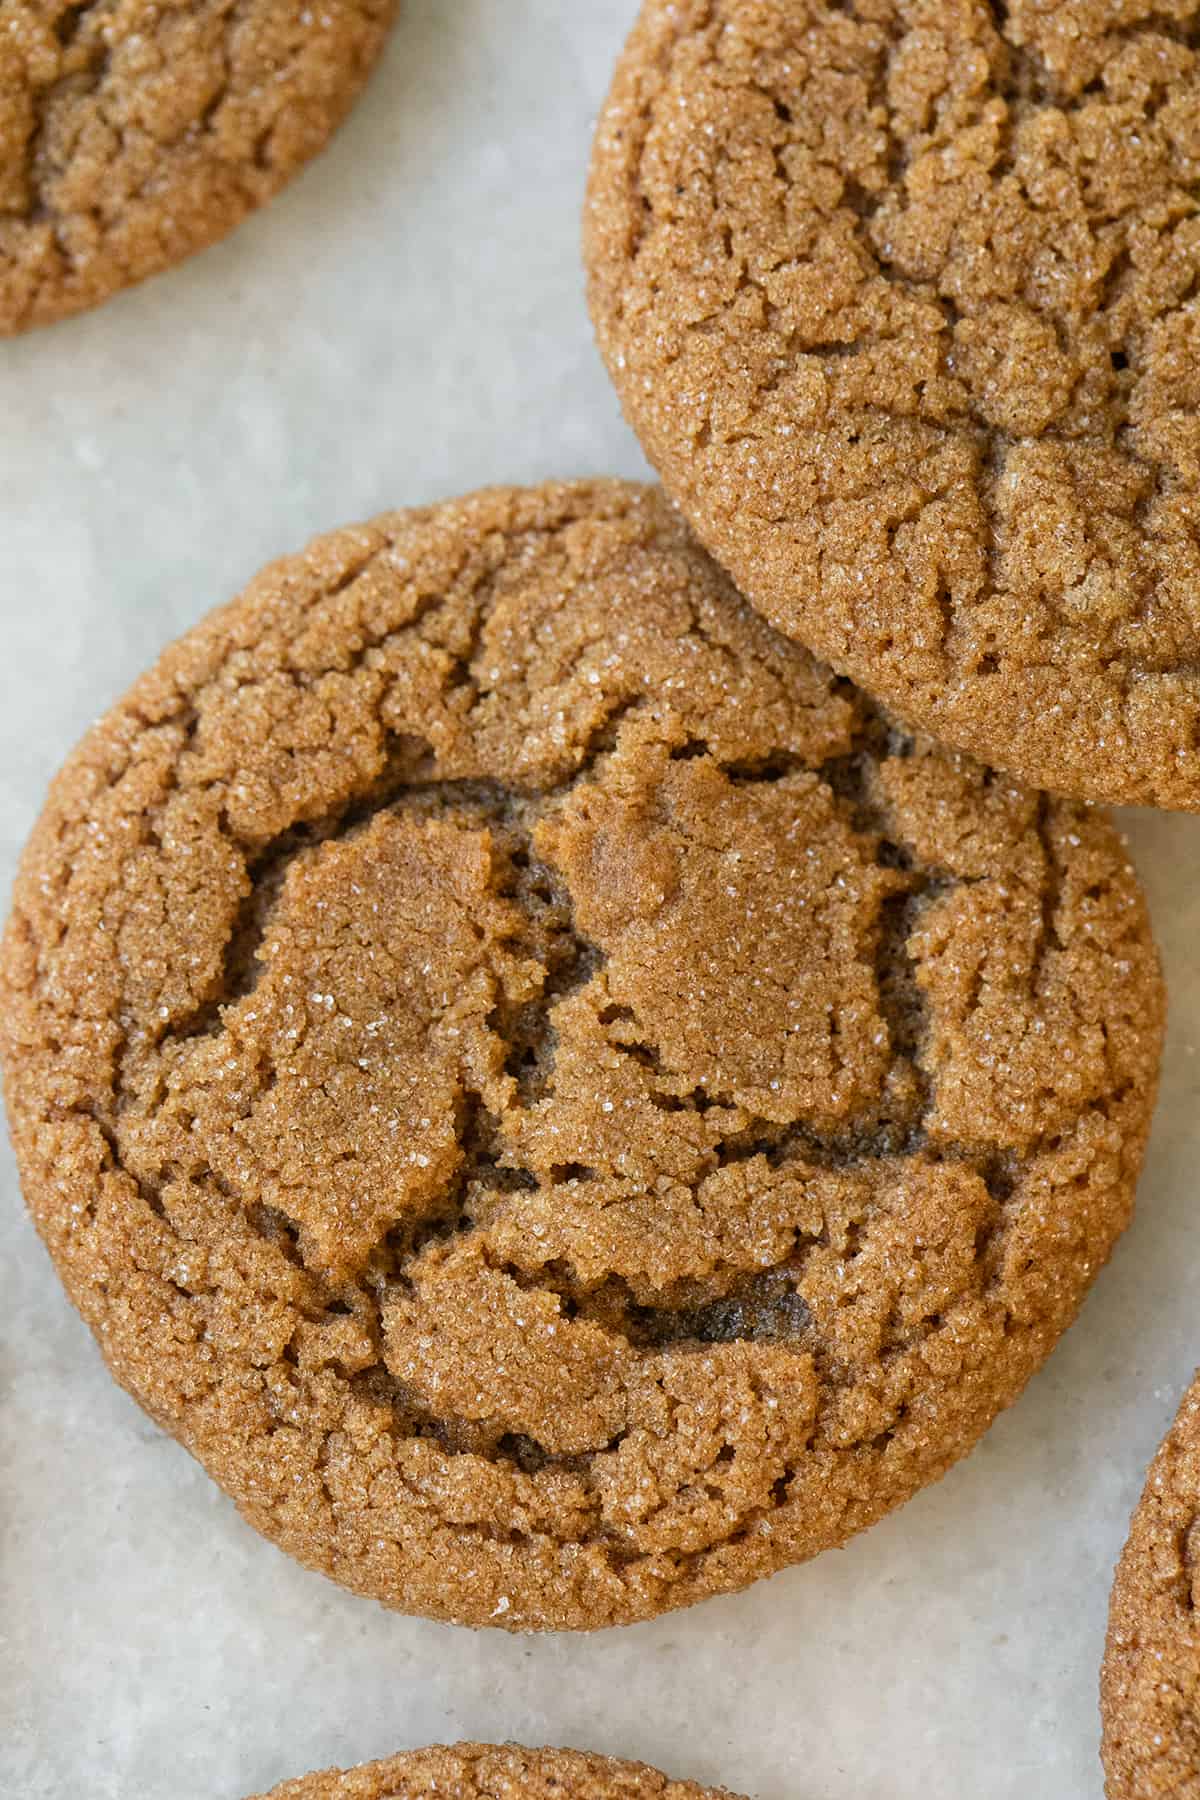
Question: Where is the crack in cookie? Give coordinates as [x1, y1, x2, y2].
[586, 0, 1200, 808]
[0, 0, 397, 333]
[243, 1742, 748, 1800]
[1104, 1371, 1200, 1797]
[0, 480, 1164, 1628]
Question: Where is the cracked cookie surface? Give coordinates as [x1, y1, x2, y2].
[1103, 1371, 1200, 1797]
[585, 0, 1200, 809]
[0, 480, 1164, 1630]
[0, 0, 396, 333]
[246, 1743, 745, 1799]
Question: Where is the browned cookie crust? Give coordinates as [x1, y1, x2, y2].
[0, 0, 396, 334]
[246, 1743, 744, 1800]
[1103, 1372, 1200, 1797]
[0, 481, 1163, 1630]
[586, 0, 1200, 810]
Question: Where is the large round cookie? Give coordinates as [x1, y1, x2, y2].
[1103, 1372, 1200, 1797]
[586, 0, 1200, 811]
[246, 1743, 743, 1799]
[0, 481, 1163, 1630]
[0, 0, 396, 334]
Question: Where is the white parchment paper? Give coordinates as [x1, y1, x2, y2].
[2, 6, 1198, 1796]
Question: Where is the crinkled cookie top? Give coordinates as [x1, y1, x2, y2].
[248, 1742, 743, 1800]
[0, 481, 1163, 1629]
[1104, 1370, 1200, 1798]
[586, 0, 1200, 809]
[0, 0, 395, 333]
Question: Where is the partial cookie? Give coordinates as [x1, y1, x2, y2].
[245, 1743, 743, 1799]
[0, 481, 1163, 1630]
[586, 0, 1200, 810]
[0, 0, 396, 334]
[1103, 1372, 1200, 1797]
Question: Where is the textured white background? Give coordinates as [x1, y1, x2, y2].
[2, 5, 1199, 1796]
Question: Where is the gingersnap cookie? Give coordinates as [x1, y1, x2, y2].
[1103, 1371, 1200, 1797]
[0, 480, 1163, 1630]
[245, 1743, 744, 1799]
[586, 0, 1200, 811]
[0, 0, 396, 335]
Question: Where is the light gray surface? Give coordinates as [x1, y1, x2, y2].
[1, 5, 1198, 1797]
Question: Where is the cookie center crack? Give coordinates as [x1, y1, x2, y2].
[597, 0, 1200, 744]
[2, 474, 1166, 1622]
[100, 654, 1073, 1494]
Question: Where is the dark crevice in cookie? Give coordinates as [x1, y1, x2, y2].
[817, 698, 911, 816]
[1085, 11, 1200, 59]
[718, 1112, 912, 1173]
[346, 1366, 572, 1475]
[629, 1270, 812, 1348]
[570, 693, 645, 767]
[491, 838, 607, 1105]
[55, 1099, 168, 1223]
[167, 768, 544, 1050]
[246, 1202, 306, 1266]
[367, 1091, 514, 1286]
[168, 855, 295, 1045]
[872, 885, 937, 1134]
[978, 1152, 1017, 1209]
[498, 1261, 815, 1356]
[495, 1432, 556, 1475]
[369, 727, 441, 789]
[546, 1163, 600, 1185]
[1179, 1517, 1200, 1613]
[868, 1402, 910, 1456]
[1033, 793, 1065, 990]
[967, 1166, 1013, 1286]
[51, 2, 91, 50]
[719, 750, 814, 783]
[74, 600, 1119, 1513]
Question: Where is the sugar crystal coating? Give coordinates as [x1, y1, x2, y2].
[0, 481, 1164, 1629]
[0, 0, 396, 333]
[1104, 1370, 1200, 1797]
[586, 0, 1200, 809]
[245, 1742, 745, 1799]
